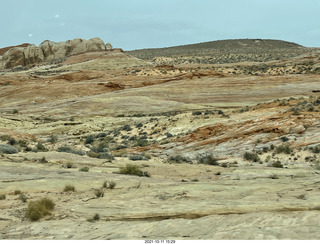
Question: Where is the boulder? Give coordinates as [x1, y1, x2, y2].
[23, 45, 45, 65]
[2, 47, 25, 69]
[106, 43, 113, 50]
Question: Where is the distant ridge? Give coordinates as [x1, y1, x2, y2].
[127, 39, 306, 63]
[130, 39, 303, 52]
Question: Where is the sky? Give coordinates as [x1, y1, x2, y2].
[1, 0, 320, 50]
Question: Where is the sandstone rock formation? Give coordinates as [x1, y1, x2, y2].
[0, 37, 108, 69]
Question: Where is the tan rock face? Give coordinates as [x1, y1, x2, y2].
[1, 47, 25, 68]
[1, 37, 107, 69]
[23, 45, 45, 66]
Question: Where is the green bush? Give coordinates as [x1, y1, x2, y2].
[0, 144, 18, 154]
[119, 164, 150, 177]
[39, 156, 48, 164]
[275, 144, 292, 154]
[14, 190, 21, 195]
[19, 193, 27, 203]
[36, 143, 48, 152]
[26, 197, 55, 221]
[103, 180, 116, 189]
[312, 146, 320, 154]
[129, 154, 146, 161]
[198, 155, 219, 165]
[243, 152, 260, 162]
[85, 135, 95, 145]
[64, 184, 75, 192]
[136, 138, 149, 147]
[57, 146, 85, 156]
[0, 194, 6, 200]
[271, 161, 284, 168]
[167, 155, 191, 164]
[65, 162, 74, 169]
[48, 135, 58, 143]
[79, 167, 89, 172]
[94, 188, 104, 198]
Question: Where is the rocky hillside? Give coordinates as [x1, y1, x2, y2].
[127, 39, 312, 65]
[0, 38, 112, 70]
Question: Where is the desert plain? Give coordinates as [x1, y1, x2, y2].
[1, 38, 320, 240]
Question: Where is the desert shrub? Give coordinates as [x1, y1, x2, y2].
[58, 146, 85, 156]
[96, 132, 107, 138]
[65, 162, 74, 169]
[26, 197, 55, 221]
[0, 144, 18, 154]
[136, 123, 143, 128]
[19, 193, 27, 203]
[243, 152, 260, 162]
[275, 144, 292, 154]
[167, 155, 191, 164]
[94, 188, 104, 198]
[112, 149, 127, 157]
[91, 142, 109, 153]
[270, 174, 279, 179]
[271, 161, 284, 168]
[87, 151, 114, 160]
[14, 190, 21, 195]
[64, 184, 75, 192]
[136, 138, 149, 147]
[85, 135, 95, 145]
[121, 124, 132, 131]
[79, 167, 89, 172]
[103, 180, 116, 189]
[192, 111, 202, 116]
[119, 164, 150, 177]
[39, 156, 48, 164]
[8, 138, 17, 145]
[93, 213, 100, 221]
[17, 140, 28, 147]
[312, 145, 320, 154]
[36, 143, 47, 152]
[198, 155, 219, 165]
[280, 136, 289, 142]
[0, 194, 6, 200]
[129, 154, 146, 161]
[48, 135, 58, 143]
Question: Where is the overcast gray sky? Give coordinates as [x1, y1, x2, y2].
[1, 0, 320, 50]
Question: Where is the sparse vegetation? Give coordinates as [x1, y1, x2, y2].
[275, 144, 292, 154]
[0, 144, 18, 154]
[65, 162, 74, 169]
[243, 152, 260, 162]
[14, 190, 21, 195]
[26, 197, 55, 221]
[119, 164, 150, 177]
[39, 156, 48, 164]
[103, 180, 116, 189]
[94, 188, 104, 198]
[57, 146, 85, 156]
[198, 155, 219, 165]
[167, 155, 191, 164]
[0, 194, 6, 200]
[271, 161, 284, 168]
[19, 193, 27, 203]
[64, 184, 76, 192]
[270, 174, 279, 179]
[36, 142, 48, 152]
[79, 167, 89, 172]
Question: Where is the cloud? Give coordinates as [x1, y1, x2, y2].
[28, 33, 33, 37]
[55, 14, 60, 18]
